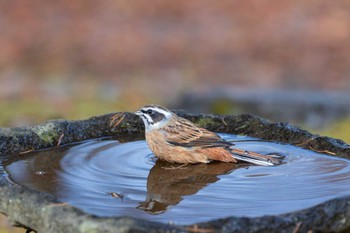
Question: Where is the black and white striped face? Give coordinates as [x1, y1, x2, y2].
[135, 105, 172, 131]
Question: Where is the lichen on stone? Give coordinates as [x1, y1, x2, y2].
[32, 122, 59, 145]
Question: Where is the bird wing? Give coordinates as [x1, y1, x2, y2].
[162, 116, 231, 148]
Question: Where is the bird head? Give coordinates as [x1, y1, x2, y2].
[135, 105, 173, 131]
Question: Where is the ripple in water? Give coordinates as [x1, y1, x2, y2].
[4, 134, 350, 224]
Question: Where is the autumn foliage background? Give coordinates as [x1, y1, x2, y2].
[0, 1, 350, 231]
[1, 1, 349, 120]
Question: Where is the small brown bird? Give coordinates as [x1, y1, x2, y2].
[135, 104, 283, 166]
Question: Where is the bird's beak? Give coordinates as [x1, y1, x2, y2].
[135, 110, 142, 116]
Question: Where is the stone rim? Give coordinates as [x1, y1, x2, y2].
[0, 112, 349, 233]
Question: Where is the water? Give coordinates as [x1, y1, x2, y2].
[3, 134, 350, 224]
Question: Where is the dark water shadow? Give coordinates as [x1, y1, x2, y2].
[138, 160, 243, 214]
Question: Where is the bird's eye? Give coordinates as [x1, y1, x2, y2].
[146, 110, 154, 115]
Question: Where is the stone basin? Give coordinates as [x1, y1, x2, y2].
[0, 111, 349, 233]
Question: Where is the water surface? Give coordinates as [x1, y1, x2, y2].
[3, 134, 350, 224]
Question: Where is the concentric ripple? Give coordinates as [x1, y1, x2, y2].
[4, 134, 350, 224]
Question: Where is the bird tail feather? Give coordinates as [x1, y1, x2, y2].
[230, 148, 284, 166]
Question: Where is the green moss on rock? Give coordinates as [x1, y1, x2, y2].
[33, 122, 59, 145]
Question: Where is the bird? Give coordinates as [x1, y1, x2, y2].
[135, 104, 284, 166]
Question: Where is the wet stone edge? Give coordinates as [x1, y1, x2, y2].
[0, 111, 349, 233]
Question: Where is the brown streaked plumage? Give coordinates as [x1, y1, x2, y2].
[135, 104, 284, 166]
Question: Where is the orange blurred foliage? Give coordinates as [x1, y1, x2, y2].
[0, 0, 349, 102]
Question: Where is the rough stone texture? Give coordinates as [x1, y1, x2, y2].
[0, 112, 143, 157]
[0, 112, 350, 233]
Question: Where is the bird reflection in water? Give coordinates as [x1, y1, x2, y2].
[138, 160, 244, 214]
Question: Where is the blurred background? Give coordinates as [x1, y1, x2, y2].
[0, 1, 350, 231]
